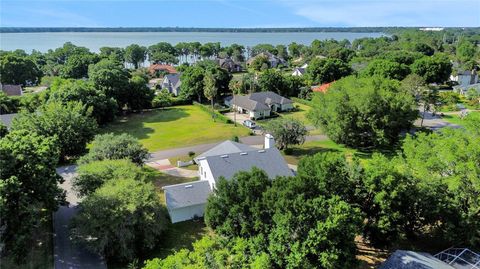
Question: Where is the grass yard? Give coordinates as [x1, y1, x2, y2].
[168, 155, 199, 171]
[256, 102, 323, 135]
[282, 139, 391, 166]
[442, 111, 479, 126]
[101, 105, 251, 151]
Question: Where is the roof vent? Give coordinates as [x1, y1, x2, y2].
[258, 150, 265, 153]
[221, 155, 229, 158]
[185, 185, 193, 189]
[240, 152, 248, 155]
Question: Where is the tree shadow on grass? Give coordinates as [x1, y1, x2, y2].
[290, 146, 341, 157]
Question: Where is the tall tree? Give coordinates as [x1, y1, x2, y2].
[12, 101, 97, 160]
[203, 72, 217, 122]
[124, 44, 147, 69]
[306, 57, 351, 84]
[308, 76, 417, 148]
[263, 118, 307, 151]
[71, 178, 168, 262]
[0, 53, 42, 85]
[0, 130, 64, 262]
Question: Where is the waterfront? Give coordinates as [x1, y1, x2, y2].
[0, 31, 385, 52]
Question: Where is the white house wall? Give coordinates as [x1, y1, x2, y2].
[168, 204, 206, 223]
[198, 159, 216, 189]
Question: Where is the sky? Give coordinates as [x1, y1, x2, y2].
[0, 0, 479, 28]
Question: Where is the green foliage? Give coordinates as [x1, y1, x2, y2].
[205, 168, 272, 237]
[250, 55, 270, 71]
[128, 75, 155, 110]
[48, 78, 117, 124]
[256, 69, 305, 97]
[60, 52, 98, 79]
[0, 53, 42, 85]
[297, 152, 360, 203]
[263, 117, 307, 150]
[411, 53, 452, 83]
[151, 89, 173, 108]
[0, 130, 63, 262]
[88, 59, 131, 109]
[73, 159, 145, 197]
[125, 44, 147, 69]
[79, 133, 149, 165]
[268, 196, 362, 269]
[143, 235, 270, 269]
[205, 165, 363, 269]
[362, 59, 411, 80]
[308, 76, 417, 148]
[12, 101, 97, 160]
[0, 122, 7, 138]
[306, 57, 351, 84]
[401, 125, 480, 247]
[456, 40, 477, 62]
[71, 178, 168, 262]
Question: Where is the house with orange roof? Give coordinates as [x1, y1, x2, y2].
[148, 64, 177, 75]
[312, 82, 333, 93]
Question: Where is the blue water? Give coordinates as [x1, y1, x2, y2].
[0, 31, 384, 52]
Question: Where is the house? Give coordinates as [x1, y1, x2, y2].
[312, 82, 333, 93]
[161, 73, 182, 96]
[163, 136, 294, 223]
[453, 83, 480, 96]
[225, 91, 294, 120]
[0, 84, 23, 96]
[379, 248, 480, 269]
[292, 67, 306, 76]
[148, 64, 177, 75]
[450, 70, 478, 86]
[0, 113, 18, 129]
[379, 250, 455, 269]
[163, 181, 212, 223]
[247, 52, 287, 68]
[218, 58, 242, 72]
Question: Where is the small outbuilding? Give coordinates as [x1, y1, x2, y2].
[162, 181, 212, 223]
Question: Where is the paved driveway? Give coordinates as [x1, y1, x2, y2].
[54, 166, 106, 269]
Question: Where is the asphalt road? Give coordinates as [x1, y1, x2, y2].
[54, 166, 106, 269]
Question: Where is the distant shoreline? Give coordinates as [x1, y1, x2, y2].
[0, 26, 453, 34]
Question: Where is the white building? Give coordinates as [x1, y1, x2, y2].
[163, 137, 293, 223]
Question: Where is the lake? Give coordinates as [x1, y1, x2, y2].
[0, 32, 384, 52]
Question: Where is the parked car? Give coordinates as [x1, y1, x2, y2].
[243, 120, 256, 129]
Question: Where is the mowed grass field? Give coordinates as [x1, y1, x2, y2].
[101, 105, 251, 151]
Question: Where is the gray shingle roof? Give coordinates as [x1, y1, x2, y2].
[195, 140, 256, 161]
[248, 91, 293, 105]
[0, 113, 18, 129]
[231, 91, 292, 112]
[204, 147, 294, 182]
[233, 95, 271, 111]
[379, 250, 455, 269]
[163, 180, 212, 210]
[1, 84, 23, 96]
[165, 73, 181, 88]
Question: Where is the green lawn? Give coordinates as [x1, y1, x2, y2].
[442, 111, 479, 126]
[256, 102, 323, 135]
[168, 155, 199, 171]
[282, 139, 389, 166]
[101, 105, 251, 151]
